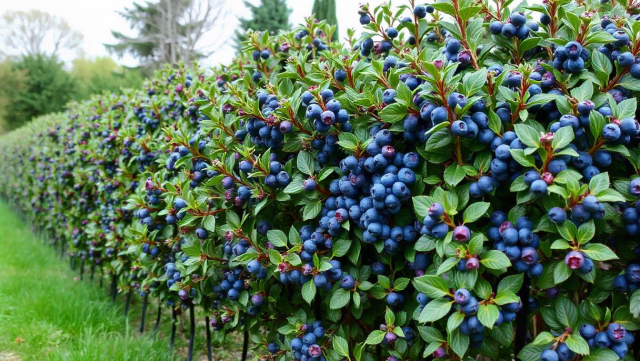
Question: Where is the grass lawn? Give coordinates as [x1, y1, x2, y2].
[0, 201, 175, 360]
[0, 201, 250, 361]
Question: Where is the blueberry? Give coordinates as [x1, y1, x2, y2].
[313, 274, 327, 287]
[530, 180, 548, 196]
[579, 324, 597, 339]
[612, 342, 628, 358]
[630, 178, 640, 197]
[556, 343, 574, 361]
[431, 106, 448, 123]
[602, 123, 621, 141]
[541, 349, 559, 361]
[607, 323, 626, 343]
[565, 251, 584, 269]
[489, 21, 504, 34]
[414, 4, 427, 18]
[548, 207, 567, 224]
[477, 176, 494, 193]
[386, 292, 401, 306]
[452, 225, 470, 242]
[618, 52, 635, 67]
[454, 288, 471, 305]
[595, 331, 611, 348]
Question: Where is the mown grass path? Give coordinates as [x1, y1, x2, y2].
[0, 202, 174, 361]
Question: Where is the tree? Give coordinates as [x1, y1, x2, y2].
[71, 57, 144, 101]
[4, 55, 76, 130]
[0, 10, 82, 58]
[106, 0, 228, 71]
[235, 0, 291, 49]
[312, 0, 339, 42]
[0, 59, 27, 133]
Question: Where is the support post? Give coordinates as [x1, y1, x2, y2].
[140, 294, 149, 333]
[205, 316, 213, 361]
[186, 304, 195, 361]
[515, 275, 531, 360]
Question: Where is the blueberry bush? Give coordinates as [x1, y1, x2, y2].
[2, 1, 640, 360]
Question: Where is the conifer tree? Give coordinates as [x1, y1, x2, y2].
[235, 0, 291, 49]
[312, 0, 339, 42]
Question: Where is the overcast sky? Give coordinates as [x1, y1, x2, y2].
[0, 0, 387, 67]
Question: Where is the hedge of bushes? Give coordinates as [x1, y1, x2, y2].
[2, 0, 640, 360]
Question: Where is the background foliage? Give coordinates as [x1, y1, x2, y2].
[2, 0, 640, 361]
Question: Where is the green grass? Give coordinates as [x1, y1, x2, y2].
[0, 202, 174, 361]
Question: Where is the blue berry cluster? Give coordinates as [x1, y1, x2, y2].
[488, 212, 543, 277]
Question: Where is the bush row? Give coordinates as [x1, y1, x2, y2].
[2, 1, 640, 360]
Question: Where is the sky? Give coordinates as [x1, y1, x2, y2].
[0, 0, 387, 68]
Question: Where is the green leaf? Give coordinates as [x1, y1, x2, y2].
[556, 222, 577, 242]
[468, 233, 485, 255]
[565, 334, 589, 355]
[444, 164, 467, 187]
[588, 172, 610, 196]
[447, 311, 465, 333]
[394, 278, 410, 291]
[493, 290, 519, 305]
[380, 103, 407, 123]
[552, 126, 574, 150]
[418, 326, 444, 343]
[297, 151, 314, 176]
[616, 98, 637, 120]
[365, 330, 385, 345]
[303, 201, 322, 220]
[332, 336, 349, 357]
[591, 49, 613, 86]
[582, 243, 618, 261]
[418, 299, 453, 323]
[514, 123, 540, 148]
[594, 188, 626, 202]
[385, 307, 395, 326]
[267, 230, 287, 248]
[480, 250, 511, 269]
[477, 304, 500, 329]
[551, 239, 571, 249]
[203, 215, 216, 232]
[589, 111, 606, 139]
[437, 257, 459, 275]
[378, 275, 391, 290]
[474, 278, 492, 300]
[330, 288, 351, 309]
[497, 274, 524, 294]
[555, 297, 578, 328]
[576, 221, 595, 245]
[412, 196, 434, 220]
[413, 275, 451, 298]
[531, 331, 556, 346]
[582, 348, 620, 361]
[554, 261, 572, 284]
[449, 329, 469, 358]
[569, 80, 593, 102]
[463, 202, 490, 224]
[462, 68, 487, 96]
[332, 239, 351, 257]
[423, 342, 442, 358]
[509, 149, 536, 167]
[302, 280, 316, 304]
[631, 289, 640, 317]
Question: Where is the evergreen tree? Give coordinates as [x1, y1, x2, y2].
[106, 0, 227, 72]
[312, 0, 339, 42]
[5, 55, 76, 130]
[235, 0, 291, 49]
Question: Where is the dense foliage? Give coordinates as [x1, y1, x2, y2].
[2, 1, 640, 360]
